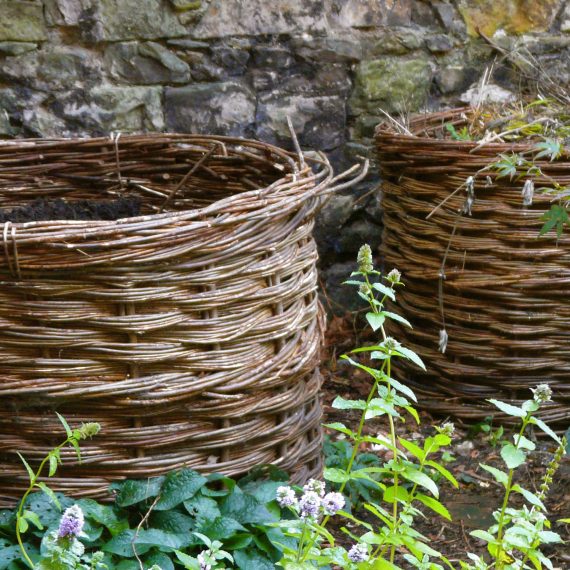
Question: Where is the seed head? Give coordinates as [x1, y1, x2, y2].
[386, 268, 401, 284]
[77, 422, 101, 440]
[437, 422, 455, 437]
[531, 383, 552, 404]
[357, 244, 373, 274]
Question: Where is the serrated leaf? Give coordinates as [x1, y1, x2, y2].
[480, 464, 508, 485]
[512, 485, 546, 510]
[383, 485, 410, 504]
[470, 529, 496, 543]
[17, 453, 35, 482]
[323, 422, 355, 438]
[383, 375, 417, 402]
[399, 438, 425, 462]
[529, 416, 562, 444]
[372, 282, 395, 301]
[366, 312, 386, 331]
[394, 346, 426, 370]
[22, 510, 43, 530]
[382, 311, 412, 328]
[415, 493, 452, 521]
[538, 530, 562, 543]
[501, 444, 526, 469]
[513, 434, 536, 451]
[487, 399, 526, 418]
[425, 460, 459, 488]
[402, 467, 439, 497]
[331, 396, 367, 410]
[48, 454, 58, 477]
[56, 413, 72, 438]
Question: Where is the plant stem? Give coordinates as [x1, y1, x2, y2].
[494, 416, 530, 569]
[16, 440, 68, 569]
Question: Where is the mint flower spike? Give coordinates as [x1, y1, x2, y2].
[386, 268, 401, 284]
[322, 492, 345, 516]
[531, 383, 552, 404]
[299, 490, 321, 519]
[276, 485, 297, 508]
[437, 422, 455, 438]
[303, 478, 326, 497]
[77, 422, 101, 440]
[357, 244, 373, 273]
[57, 504, 85, 539]
[348, 543, 369, 563]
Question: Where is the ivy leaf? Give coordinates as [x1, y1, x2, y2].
[501, 444, 526, 469]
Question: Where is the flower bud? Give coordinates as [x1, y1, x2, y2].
[357, 244, 373, 274]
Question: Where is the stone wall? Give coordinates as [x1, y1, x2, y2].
[1, 0, 569, 312]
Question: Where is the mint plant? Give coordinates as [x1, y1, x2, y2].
[463, 387, 567, 570]
[15, 414, 100, 569]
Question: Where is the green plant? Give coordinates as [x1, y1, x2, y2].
[462, 388, 567, 570]
[14, 414, 100, 569]
[468, 416, 504, 448]
[1, 463, 294, 570]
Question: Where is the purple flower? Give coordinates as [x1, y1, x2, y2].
[57, 505, 85, 538]
[303, 478, 325, 497]
[276, 486, 297, 508]
[299, 490, 321, 519]
[322, 492, 345, 516]
[348, 543, 369, 563]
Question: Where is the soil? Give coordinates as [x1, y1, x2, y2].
[0, 197, 141, 223]
[322, 314, 570, 569]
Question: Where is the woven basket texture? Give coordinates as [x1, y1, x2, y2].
[0, 133, 361, 507]
[375, 108, 569, 432]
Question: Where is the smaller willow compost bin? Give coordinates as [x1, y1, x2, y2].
[376, 108, 569, 432]
[0, 134, 363, 506]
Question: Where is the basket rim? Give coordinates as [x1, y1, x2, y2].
[0, 133, 337, 239]
[374, 106, 553, 155]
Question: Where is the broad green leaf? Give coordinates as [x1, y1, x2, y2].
[145, 552, 175, 570]
[501, 444, 526, 469]
[404, 405, 420, 424]
[78, 498, 127, 536]
[394, 346, 426, 370]
[196, 516, 246, 541]
[154, 469, 207, 511]
[174, 550, 199, 570]
[415, 493, 451, 521]
[184, 494, 221, 523]
[111, 476, 165, 508]
[382, 311, 412, 328]
[220, 491, 276, 525]
[371, 558, 400, 569]
[402, 467, 439, 497]
[234, 550, 275, 570]
[103, 529, 187, 557]
[487, 399, 526, 418]
[480, 464, 508, 485]
[17, 517, 28, 534]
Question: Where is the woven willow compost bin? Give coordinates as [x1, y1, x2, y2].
[375, 108, 569, 432]
[0, 134, 364, 506]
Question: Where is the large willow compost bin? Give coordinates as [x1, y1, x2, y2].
[0, 134, 363, 506]
[375, 108, 569, 432]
